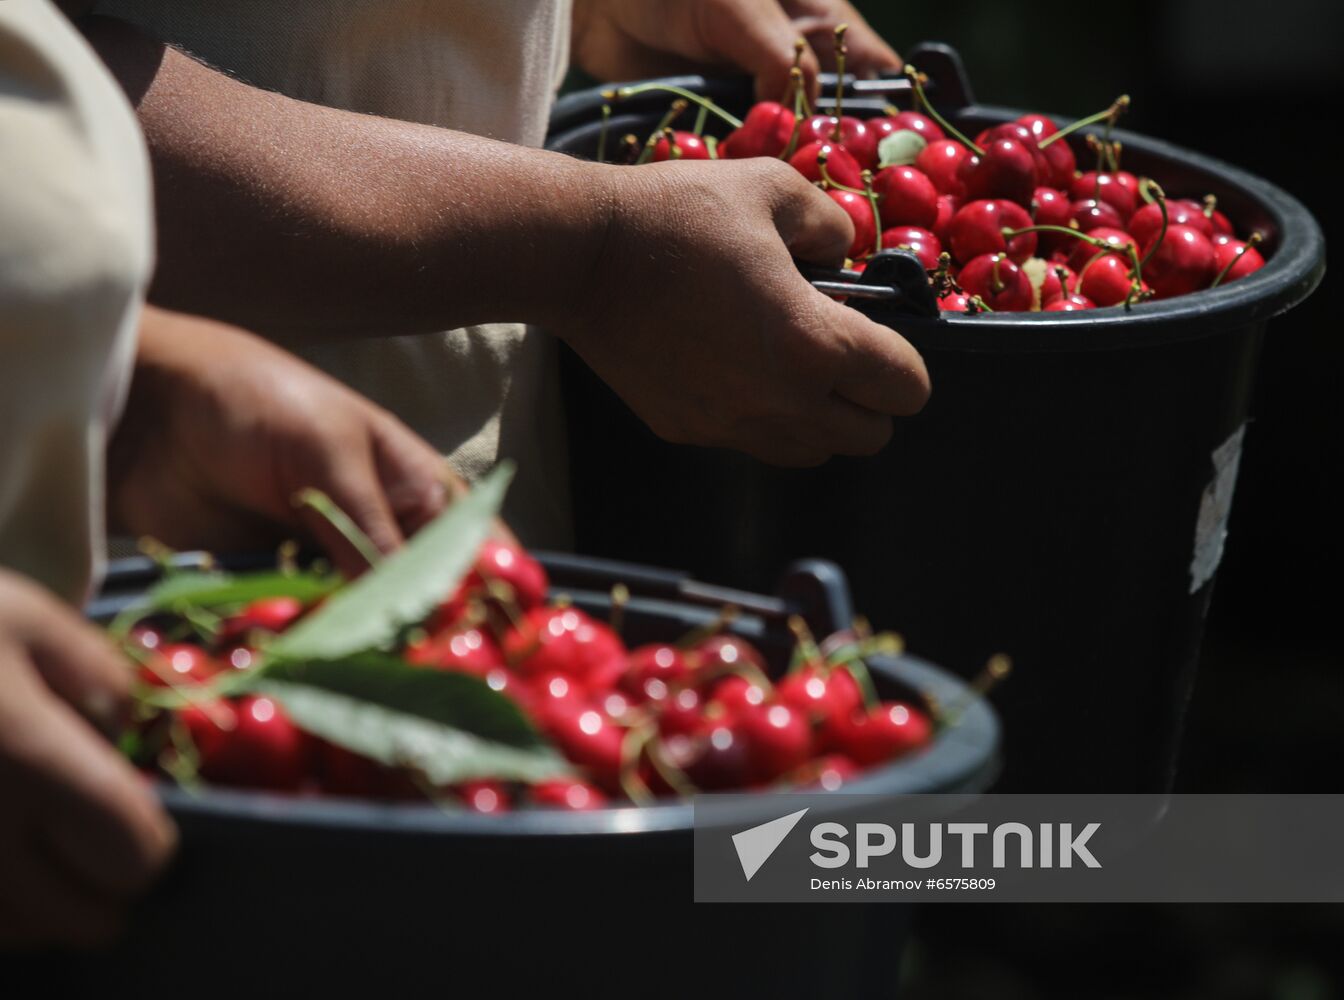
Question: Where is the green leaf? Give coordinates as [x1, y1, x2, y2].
[255, 653, 569, 784]
[109, 570, 342, 637]
[264, 463, 514, 662]
[878, 129, 928, 168]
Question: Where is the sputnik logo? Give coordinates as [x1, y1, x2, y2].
[732, 808, 809, 881]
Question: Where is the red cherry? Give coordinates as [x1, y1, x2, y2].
[658, 686, 707, 738]
[619, 644, 690, 704]
[474, 540, 548, 610]
[651, 130, 711, 162]
[318, 741, 420, 800]
[407, 626, 503, 675]
[1212, 239, 1266, 284]
[958, 254, 1033, 312]
[1128, 199, 1214, 247]
[872, 165, 939, 229]
[707, 674, 769, 715]
[185, 696, 310, 791]
[460, 780, 510, 813]
[738, 702, 813, 782]
[834, 702, 933, 765]
[1015, 112, 1059, 141]
[881, 225, 942, 269]
[1044, 293, 1097, 312]
[1039, 137, 1078, 189]
[692, 635, 767, 676]
[789, 141, 864, 189]
[531, 777, 608, 810]
[1069, 172, 1137, 220]
[1209, 208, 1234, 236]
[1141, 224, 1217, 298]
[674, 721, 755, 791]
[536, 699, 625, 793]
[828, 189, 879, 260]
[218, 597, 305, 644]
[977, 123, 1050, 187]
[720, 101, 796, 159]
[947, 199, 1036, 264]
[141, 643, 218, 688]
[875, 110, 946, 143]
[1067, 227, 1138, 272]
[794, 753, 861, 791]
[932, 194, 958, 243]
[802, 115, 878, 169]
[1039, 264, 1076, 306]
[1031, 186, 1074, 255]
[1070, 198, 1126, 233]
[505, 606, 626, 684]
[964, 138, 1037, 208]
[776, 665, 863, 727]
[915, 140, 972, 198]
[939, 289, 972, 312]
[1076, 253, 1138, 307]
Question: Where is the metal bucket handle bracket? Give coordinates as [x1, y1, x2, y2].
[798, 249, 941, 319]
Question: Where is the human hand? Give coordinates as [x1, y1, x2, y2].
[0, 569, 176, 948]
[572, 0, 901, 101]
[108, 307, 465, 577]
[561, 158, 930, 466]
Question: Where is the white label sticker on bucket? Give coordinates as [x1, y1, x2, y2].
[1189, 424, 1247, 595]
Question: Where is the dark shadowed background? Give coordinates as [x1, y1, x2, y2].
[849, 0, 1342, 996]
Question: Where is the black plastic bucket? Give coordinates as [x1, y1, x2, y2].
[37, 553, 998, 992]
[547, 44, 1326, 794]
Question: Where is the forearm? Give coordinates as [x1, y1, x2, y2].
[81, 17, 613, 344]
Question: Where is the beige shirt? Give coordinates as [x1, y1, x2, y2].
[93, 0, 576, 548]
[0, 0, 154, 602]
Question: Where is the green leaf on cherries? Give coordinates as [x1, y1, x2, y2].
[255, 652, 568, 784]
[877, 130, 928, 168]
[263, 462, 514, 662]
[108, 570, 342, 637]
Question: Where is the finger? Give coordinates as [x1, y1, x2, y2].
[812, 394, 895, 456]
[705, 1, 819, 103]
[367, 412, 450, 538]
[771, 172, 854, 266]
[4, 579, 132, 738]
[9, 686, 177, 898]
[797, 8, 902, 78]
[825, 300, 932, 416]
[295, 442, 406, 577]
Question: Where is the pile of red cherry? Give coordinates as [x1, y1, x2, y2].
[130, 541, 936, 812]
[610, 49, 1266, 314]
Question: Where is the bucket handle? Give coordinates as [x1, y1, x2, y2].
[796, 249, 941, 319]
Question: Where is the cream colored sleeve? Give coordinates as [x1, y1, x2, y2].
[0, 0, 153, 603]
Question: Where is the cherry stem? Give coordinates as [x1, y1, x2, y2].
[817, 151, 865, 194]
[990, 254, 1006, 294]
[619, 134, 640, 165]
[676, 604, 740, 650]
[780, 67, 808, 160]
[294, 488, 383, 569]
[618, 724, 657, 804]
[904, 64, 984, 155]
[941, 655, 1012, 728]
[1137, 179, 1169, 270]
[704, 135, 720, 159]
[609, 583, 629, 635]
[1210, 231, 1264, 288]
[635, 100, 687, 165]
[1203, 194, 1218, 219]
[605, 84, 743, 129]
[832, 23, 848, 136]
[1038, 95, 1130, 148]
[597, 104, 611, 163]
[861, 170, 883, 256]
[692, 104, 709, 137]
[787, 614, 825, 671]
[1074, 248, 1110, 294]
[662, 128, 683, 160]
[967, 295, 994, 313]
[1002, 223, 1108, 251]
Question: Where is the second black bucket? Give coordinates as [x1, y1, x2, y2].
[548, 45, 1326, 792]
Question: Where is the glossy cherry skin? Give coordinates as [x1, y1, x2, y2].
[460, 780, 511, 813]
[183, 696, 310, 791]
[1076, 253, 1138, 307]
[317, 741, 421, 800]
[504, 606, 626, 684]
[794, 753, 861, 791]
[691, 635, 767, 677]
[1039, 263, 1076, 307]
[536, 699, 625, 793]
[876, 110, 946, 143]
[947, 199, 1036, 264]
[1043, 293, 1097, 311]
[872, 165, 939, 229]
[776, 665, 863, 729]
[957, 254, 1033, 312]
[1209, 208, 1234, 236]
[932, 194, 958, 243]
[651, 130, 712, 161]
[706, 674, 769, 715]
[140, 643, 219, 688]
[1141, 224, 1217, 298]
[530, 777, 608, 810]
[1031, 186, 1075, 256]
[833, 701, 933, 765]
[802, 115, 878, 169]
[915, 140, 972, 199]
[619, 644, 690, 704]
[828, 189, 879, 259]
[738, 702, 813, 782]
[1038, 137, 1078, 190]
[963, 138, 1036, 208]
[1069, 172, 1137, 220]
[977, 123, 1050, 185]
[720, 101, 796, 159]
[1070, 198, 1125, 233]
[1212, 239, 1266, 284]
[474, 540, 548, 610]
[789, 141, 864, 189]
[658, 686, 708, 738]
[1128, 199, 1214, 247]
[1015, 112, 1059, 141]
[1067, 227, 1137, 272]
[673, 720, 756, 791]
[938, 289, 972, 312]
[407, 626, 503, 676]
[880, 226, 942, 269]
[218, 597, 306, 644]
